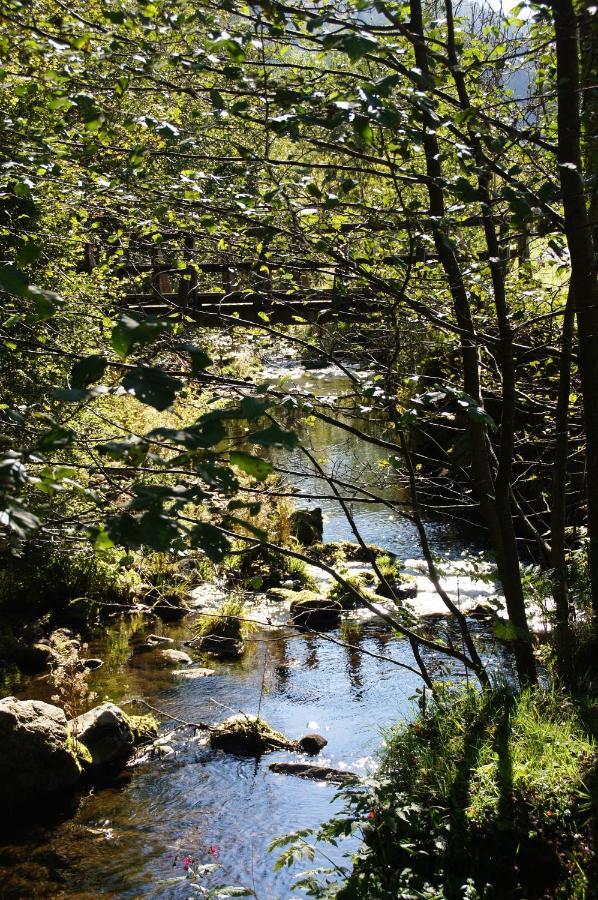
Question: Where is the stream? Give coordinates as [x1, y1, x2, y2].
[0, 359, 509, 899]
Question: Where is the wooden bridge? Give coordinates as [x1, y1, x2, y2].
[119, 255, 388, 326]
[103, 233, 524, 327]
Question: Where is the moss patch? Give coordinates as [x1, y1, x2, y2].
[125, 713, 159, 745]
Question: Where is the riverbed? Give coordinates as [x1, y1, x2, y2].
[0, 358, 515, 899]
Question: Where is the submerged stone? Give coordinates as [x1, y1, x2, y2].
[172, 667, 216, 679]
[159, 648, 192, 665]
[195, 634, 245, 659]
[269, 761, 359, 784]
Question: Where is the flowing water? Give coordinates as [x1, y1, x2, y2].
[0, 359, 507, 899]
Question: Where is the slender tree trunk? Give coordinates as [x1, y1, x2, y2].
[552, 0, 598, 623]
[549, 283, 575, 660]
[409, 0, 537, 683]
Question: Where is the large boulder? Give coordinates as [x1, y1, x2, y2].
[290, 508, 324, 545]
[70, 703, 138, 771]
[290, 592, 342, 629]
[0, 697, 81, 813]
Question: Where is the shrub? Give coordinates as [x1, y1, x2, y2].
[229, 545, 316, 590]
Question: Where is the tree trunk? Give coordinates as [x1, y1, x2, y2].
[552, 0, 598, 623]
[549, 283, 575, 662]
[408, 0, 537, 683]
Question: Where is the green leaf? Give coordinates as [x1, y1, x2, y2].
[0, 266, 62, 317]
[239, 396, 270, 420]
[322, 32, 378, 61]
[0, 502, 41, 537]
[111, 312, 168, 359]
[16, 243, 42, 266]
[353, 116, 374, 145]
[250, 423, 298, 449]
[98, 437, 149, 466]
[175, 342, 212, 374]
[121, 367, 182, 410]
[37, 426, 75, 451]
[230, 450, 273, 481]
[71, 355, 108, 389]
[492, 619, 532, 643]
[190, 522, 231, 562]
[149, 418, 226, 448]
[465, 405, 497, 431]
[107, 510, 181, 552]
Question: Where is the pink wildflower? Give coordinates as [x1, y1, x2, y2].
[182, 855, 193, 872]
[208, 844, 220, 859]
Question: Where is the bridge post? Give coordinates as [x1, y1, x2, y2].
[151, 249, 171, 296]
[222, 265, 237, 297]
[177, 234, 197, 307]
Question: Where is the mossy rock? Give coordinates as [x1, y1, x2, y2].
[70, 703, 136, 771]
[310, 541, 397, 566]
[209, 714, 293, 756]
[267, 587, 302, 602]
[289, 508, 323, 546]
[329, 576, 372, 610]
[10, 641, 59, 674]
[196, 634, 245, 659]
[376, 574, 417, 601]
[234, 545, 291, 589]
[125, 713, 159, 745]
[0, 698, 82, 813]
[290, 591, 342, 629]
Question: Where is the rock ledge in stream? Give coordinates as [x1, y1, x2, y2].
[269, 762, 359, 785]
[0, 697, 81, 813]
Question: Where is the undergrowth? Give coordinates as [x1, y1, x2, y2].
[270, 685, 597, 899]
